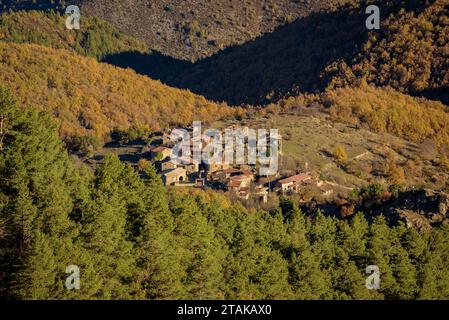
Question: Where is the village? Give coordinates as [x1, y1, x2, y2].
[136, 126, 334, 205]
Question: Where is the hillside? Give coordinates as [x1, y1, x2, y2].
[74, 0, 352, 61]
[272, 85, 449, 165]
[0, 10, 149, 59]
[209, 84, 449, 193]
[214, 111, 448, 192]
[161, 0, 448, 105]
[0, 0, 354, 61]
[0, 0, 66, 11]
[323, 85, 449, 152]
[328, 0, 449, 104]
[0, 41, 236, 149]
[2, 1, 446, 107]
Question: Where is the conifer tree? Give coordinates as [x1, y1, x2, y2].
[134, 164, 185, 299]
[366, 216, 397, 299]
[224, 208, 293, 299]
[80, 155, 136, 299]
[419, 225, 449, 299]
[0, 87, 82, 299]
[170, 195, 225, 299]
[285, 205, 330, 299]
[333, 214, 381, 299]
[389, 224, 418, 299]
[309, 211, 337, 271]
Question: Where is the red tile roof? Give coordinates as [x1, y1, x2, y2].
[228, 180, 244, 188]
[278, 173, 311, 185]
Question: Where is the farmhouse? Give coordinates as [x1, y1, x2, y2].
[157, 157, 177, 171]
[195, 178, 206, 188]
[276, 173, 312, 193]
[180, 162, 200, 175]
[237, 188, 250, 200]
[226, 174, 253, 192]
[161, 167, 187, 186]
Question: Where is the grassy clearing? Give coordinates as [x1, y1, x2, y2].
[215, 113, 447, 193]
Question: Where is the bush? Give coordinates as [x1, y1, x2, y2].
[333, 144, 348, 162]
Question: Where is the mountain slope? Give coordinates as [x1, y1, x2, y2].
[164, 0, 448, 105]
[167, 2, 368, 105]
[0, 10, 149, 59]
[328, 0, 449, 104]
[0, 0, 66, 11]
[74, 0, 351, 61]
[4, 1, 446, 107]
[0, 41, 236, 149]
[271, 84, 449, 172]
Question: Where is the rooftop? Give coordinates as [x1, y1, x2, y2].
[162, 167, 186, 177]
[278, 173, 312, 185]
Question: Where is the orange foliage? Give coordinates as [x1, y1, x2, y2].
[0, 42, 238, 146]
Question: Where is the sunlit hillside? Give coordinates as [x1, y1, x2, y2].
[0, 42, 236, 148]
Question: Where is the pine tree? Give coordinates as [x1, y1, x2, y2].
[285, 206, 330, 299]
[333, 214, 382, 299]
[309, 211, 337, 271]
[366, 216, 397, 299]
[0, 87, 82, 299]
[419, 225, 449, 299]
[134, 164, 185, 299]
[80, 155, 136, 299]
[224, 207, 293, 299]
[170, 194, 225, 299]
[332, 248, 376, 300]
[388, 224, 418, 299]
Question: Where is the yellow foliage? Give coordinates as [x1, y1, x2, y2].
[0, 42, 237, 145]
[324, 85, 449, 154]
[333, 144, 348, 162]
